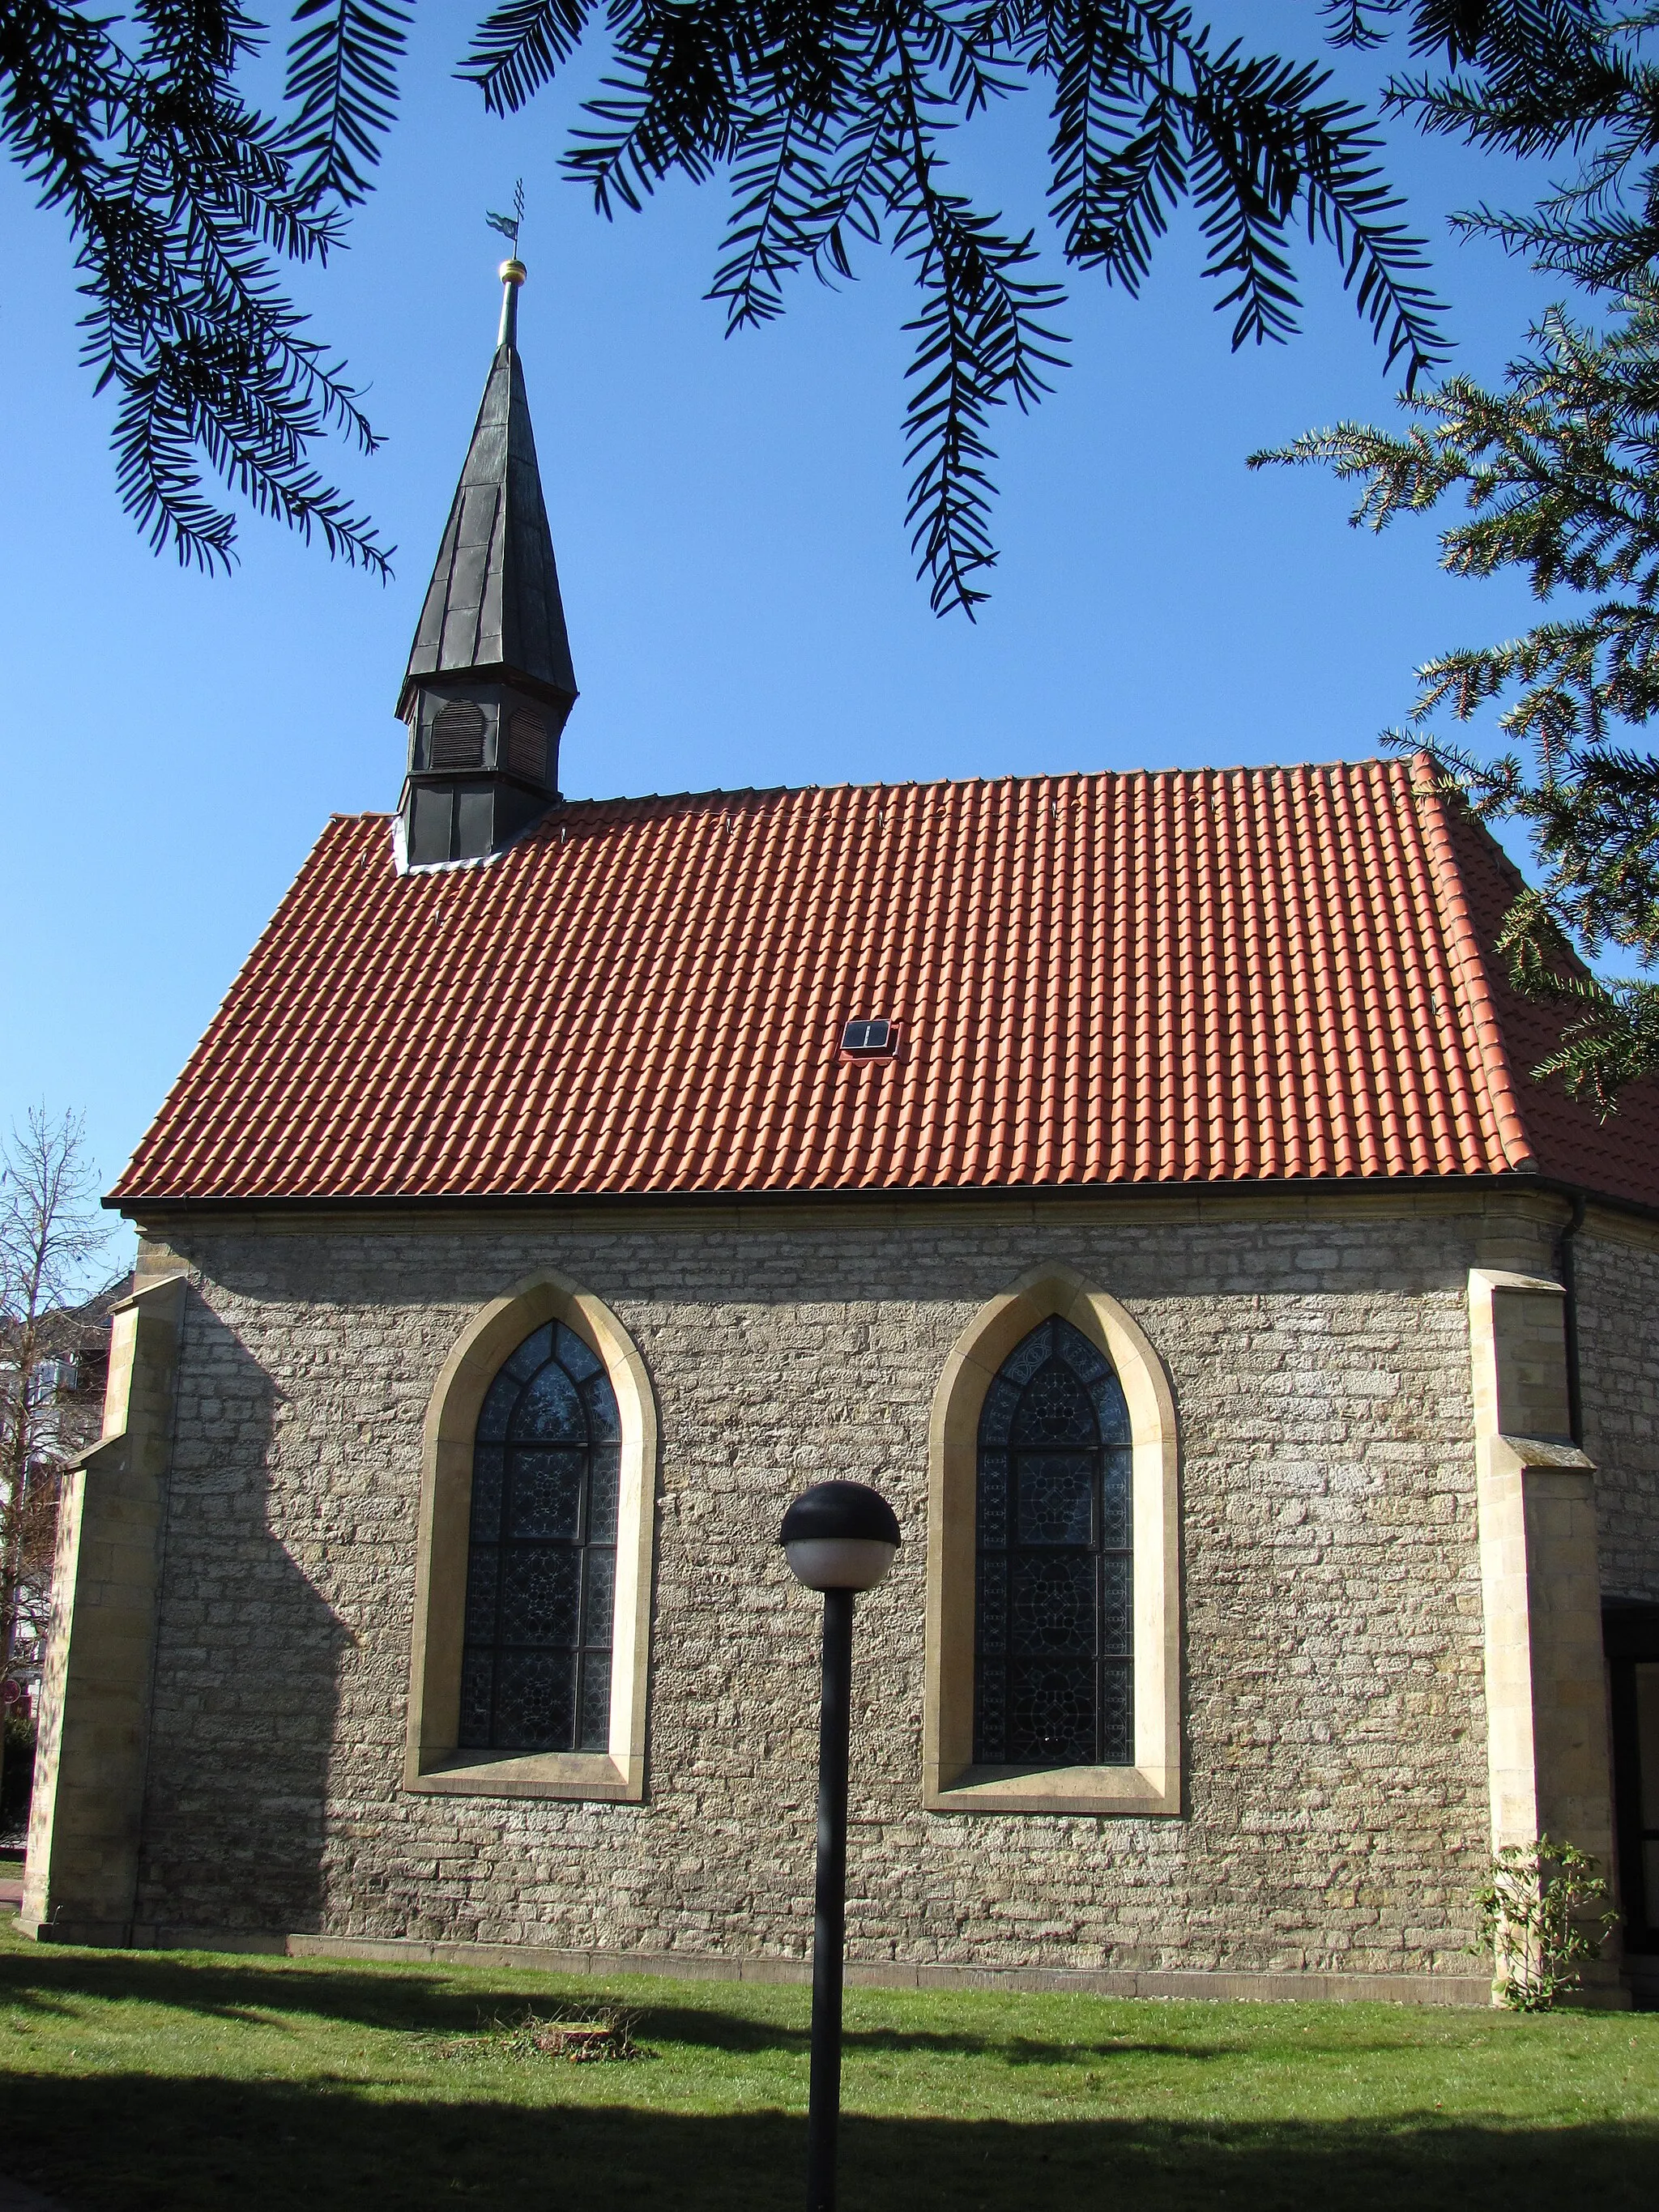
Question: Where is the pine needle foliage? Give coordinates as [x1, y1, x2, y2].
[1366, 0, 1659, 296]
[1255, 292, 1659, 1108]
[0, 0, 407, 573]
[459, 2, 1484, 616]
[286, 0, 412, 212]
[1, 3, 1609, 601]
[2, 3, 1622, 598]
[1256, 8, 1659, 1112]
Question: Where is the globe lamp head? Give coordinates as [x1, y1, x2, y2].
[779, 1480, 902, 1592]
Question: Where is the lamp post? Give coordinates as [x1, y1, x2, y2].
[779, 1479, 902, 2212]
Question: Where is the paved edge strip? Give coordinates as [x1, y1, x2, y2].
[20, 1919, 1502, 2005]
[271, 1933, 1492, 2007]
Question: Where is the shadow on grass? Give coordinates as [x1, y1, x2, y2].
[0, 1945, 1401, 2066]
[0, 1943, 500, 2035]
[1, 2071, 1655, 2212]
[843, 2029, 1247, 2062]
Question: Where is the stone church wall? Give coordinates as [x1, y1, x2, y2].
[1577, 1218, 1659, 1605]
[119, 1194, 1547, 1984]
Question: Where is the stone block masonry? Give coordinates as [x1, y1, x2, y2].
[1578, 1225, 1659, 1605]
[55, 1190, 1628, 1991]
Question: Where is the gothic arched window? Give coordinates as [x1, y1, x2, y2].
[975, 1315, 1133, 1767]
[459, 1320, 621, 1753]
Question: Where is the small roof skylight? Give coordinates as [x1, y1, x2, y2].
[842, 1018, 894, 1054]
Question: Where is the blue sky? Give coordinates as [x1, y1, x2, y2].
[0, 6, 1575, 1258]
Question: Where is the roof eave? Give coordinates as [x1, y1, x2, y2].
[105, 1165, 1655, 1227]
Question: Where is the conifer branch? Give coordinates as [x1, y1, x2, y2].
[1254, 277, 1659, 1110]
[457, 0, 1452, 614]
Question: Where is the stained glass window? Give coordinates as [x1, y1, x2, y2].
[975, 1316, 1133, 1767]
[459, 1321, 621, 1754]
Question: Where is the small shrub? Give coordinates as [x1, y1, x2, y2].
[1472, 1835, 1618, 2010]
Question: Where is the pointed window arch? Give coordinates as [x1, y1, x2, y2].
[975, 1316, 1134, 1768]
[405, 1273, 657, 1802]
[924, 1266, 1181, 1817]
[461, 1320, 621, 1754]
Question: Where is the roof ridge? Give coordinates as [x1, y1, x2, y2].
[555, 756, 1395, 805]
[332, 756, 1405, 835]
[369, 753, 1404, 825]
[1409, 752, 1537, 1174]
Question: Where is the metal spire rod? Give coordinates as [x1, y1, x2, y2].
[497, 257, 526, 351]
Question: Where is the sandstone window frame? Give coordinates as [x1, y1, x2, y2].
[404, 1272, 657, 1801]
[924, 1264, 1182, 1817]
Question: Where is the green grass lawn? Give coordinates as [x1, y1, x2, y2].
[2, 1919, 1657, 2210]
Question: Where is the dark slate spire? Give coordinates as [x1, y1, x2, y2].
[396, 258, 578, 867]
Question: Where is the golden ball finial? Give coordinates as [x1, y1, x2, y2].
[499, 258, 527, 285]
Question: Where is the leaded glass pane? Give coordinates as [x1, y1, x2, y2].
[1001, 1323, 1055, 1388]
[1054, 1326, 1110, 1386]
[1100, 1553, 1132, 1656]
[459, 1650, 494, 1743]
[505, 1324, 554, 1381]
[979, 1376, 1021, 1447]
[1100, 1659, 1133, 1763]
[973, 1315, 1134, 1769]
[508, 1450, 585, 1540]
[1100, 1445, 1132, 1549]
[1011, 1362, 1096, 1445]
[582, 1374, 621, 1442]
[582, 1545, 616, 1647]
[578, 1656, 612, 1751]
[976, 1450, 1009, 1545]
[470, 1446, 505, 1540]
[587, 1445, 621, 1542]
[556, 1323, 603, 1382]
[975, 1656, 1007, 1764]
[458, 1319, 621, 1753]
[1012, 1554, 1095, 1653]
[511, 1362, 584, 1443]
[463, 1543, 500, 1644]
[976, 1554, 1008, 1656]
[1016, 1451, 1094, 1545]
[502, 1545, 582, 1645]
[476, 1369, 518, 1443]
[1091, 1373, 1131, 1445]
[495, 1652, 576, 1749]
[1009, 1658, 1097, 1764]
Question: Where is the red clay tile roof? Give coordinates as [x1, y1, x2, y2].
[111, 755, 1659, 1211]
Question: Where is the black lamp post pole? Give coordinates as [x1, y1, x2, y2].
[807, 1583, 855, 2212]
[781, 1479, 901, 2212]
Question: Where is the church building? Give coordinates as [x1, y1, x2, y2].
[23, 260, 1659, 2005]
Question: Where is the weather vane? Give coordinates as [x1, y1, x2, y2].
[488, 180, 527, 347]
[486, 179, 526, 256]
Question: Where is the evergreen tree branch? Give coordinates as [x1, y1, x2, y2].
[462, 0, 599, 114]
[284, 0, 412, 211]
[458, 0, 1452, 612]
[0, 0, 391, 573]
[1253, 279, 1659, 1108]
[887, 48, 1067, 612]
